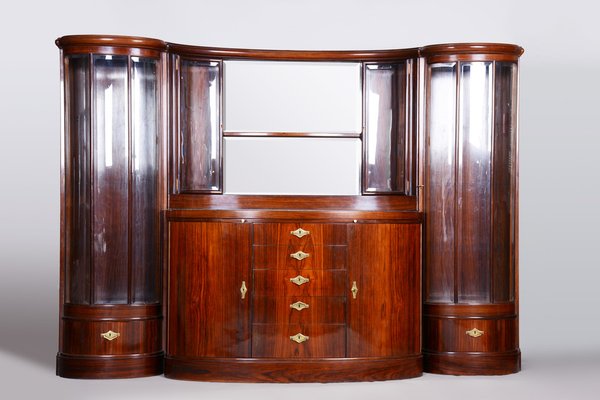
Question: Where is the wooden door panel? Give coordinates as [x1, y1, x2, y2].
[347, 223, 421, 357]
[168, 221, 251, 357]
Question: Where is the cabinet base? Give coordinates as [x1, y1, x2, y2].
[165, 355, 422, 382]
[423, 350, 521, 375]
[56, 352, 164, 379]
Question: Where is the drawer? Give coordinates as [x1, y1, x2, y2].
[253, 270, 347, 297]
[61, 319, 161, 356]
[253, 245, 347, 270]
[253, 296, 346, 324]
[424, 316, 518, 353]
[253, 223, 348, 246]
[252, 323, 346, 358]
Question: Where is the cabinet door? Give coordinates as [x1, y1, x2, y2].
[168, 221, 251, 357]
[347, 223, 420, 357]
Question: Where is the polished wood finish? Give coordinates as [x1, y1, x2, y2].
[423, 351, 520, 376]
[164, 356, 422, 382]
[252, 324, 346, 358]
[422, 50, 521, 375]
[169, 194, 418, 211]
[58, 39, 164, 378]
[167, 221, 251, 358]
[58, 35, 523, 380]
[348, 224, 421, 357]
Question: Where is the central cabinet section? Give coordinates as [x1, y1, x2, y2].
[165, 217, 422, 382]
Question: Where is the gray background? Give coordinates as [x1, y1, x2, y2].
[1, 0, 599, 398]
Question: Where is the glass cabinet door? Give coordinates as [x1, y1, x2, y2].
[178, 59, 221, 192]
[363, 62, 413, 194]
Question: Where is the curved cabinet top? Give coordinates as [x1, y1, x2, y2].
[56, 35, 523, 62]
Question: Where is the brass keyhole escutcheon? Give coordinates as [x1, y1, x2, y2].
[290, 251, 310, 261]
[290, 275, 310, 286]
[351, 281, 358, 299]
[290, 228, 310, 238]
[290, 301, 310, 311]
[240, 281, 248, 299]
[466, 328, 484, 338]
[290, 333, 309, 343]
[100, 330, 120, 341]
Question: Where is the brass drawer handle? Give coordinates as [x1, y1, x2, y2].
[466, 328, 484, 338]
[100, 330, 120, 341]
[290, 251, 310, 261]
[290, 228, 310, 238]
[290, 301, 310, 311]
[290, 333, 309, 343]
[290, 275, 310, 286]
[351, 281, 358, 299]
[240, 281, 248, 299]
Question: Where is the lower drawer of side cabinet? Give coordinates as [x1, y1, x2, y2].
[61, 319, 162, 356]
[252, 324, 346, 358]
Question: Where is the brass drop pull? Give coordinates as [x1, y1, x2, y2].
[290, 301, 310, 311]
[100, 330, 120, 341]
[290, 251, 310, 261]
[290, 275, 310, 286]
[240, 281, 248, 299]
[290, 333, 309, 343]
[466, 328, 484, 338]
[351, 281, 358, 299]
[290, 228, 310, 238]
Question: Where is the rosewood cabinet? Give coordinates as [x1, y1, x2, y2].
[165, 218, 422, 382]
[56, 35, 523, 381]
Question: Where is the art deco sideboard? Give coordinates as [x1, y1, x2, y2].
[55, 35, 523, 381]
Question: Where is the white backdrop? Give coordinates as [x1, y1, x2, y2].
[1, 1, 599, 399]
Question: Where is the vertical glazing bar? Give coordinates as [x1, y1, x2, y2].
[453, 61, 461, 304]
[490, 60, 496, 302]
[127, 55, 133, 304]
[89, 53, 95, 304]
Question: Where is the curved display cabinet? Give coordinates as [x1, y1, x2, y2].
[421, 44, 523, 374]
[56, 35, 523, 380]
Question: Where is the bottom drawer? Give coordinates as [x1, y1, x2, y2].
[252, 324, 345, 358]
[62, 318, 162, 356]
[424, 316, 518, 353]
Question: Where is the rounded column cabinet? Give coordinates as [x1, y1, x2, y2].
[421, 44, 523, 375]
[56, 36, 167, 378]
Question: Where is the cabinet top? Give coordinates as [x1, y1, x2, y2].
[56, 35, 524, 62]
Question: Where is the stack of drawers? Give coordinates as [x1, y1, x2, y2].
[252, 223, 348, 357]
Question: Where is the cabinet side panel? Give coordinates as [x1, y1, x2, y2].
[424, 63, 456, 302]
[457, 62, 493, 303]
[65, 55, 91, 304]
[131, 58, 160, 303]
[347, 223, 420, 357]
[492, 62, 518, 302]
[92, 55, 130, 304]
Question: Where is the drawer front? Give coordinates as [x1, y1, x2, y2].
[253, 223, 348, 246]
[253, 296, 346, 324]
[424, 317, 518, 353]
[253, 270, 347, 297]
[252, 324, 346, 358]
[62, 319, 161, 356]
[253, 245, 347, 270]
